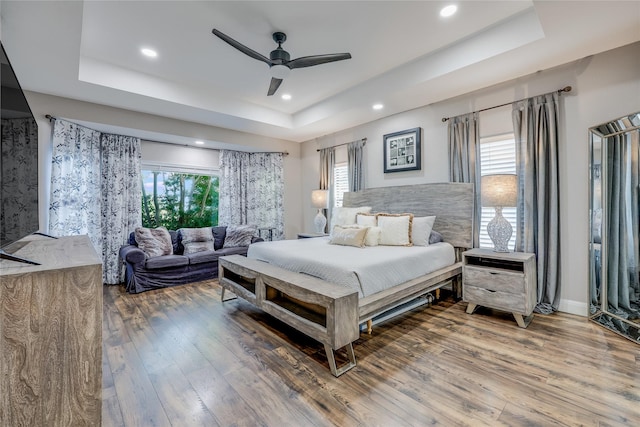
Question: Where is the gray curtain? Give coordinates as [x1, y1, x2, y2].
[512, 92, 560, 314]
[218, 150, 284, 240]
[606, 132, 639, 310]
[347, 139, 365, 192]
[448, 112, 480, 248]
[319, 147, 335, 231]
[49, 118, 141, 284]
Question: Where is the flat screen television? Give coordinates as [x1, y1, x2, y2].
[0, 41, 40, 264]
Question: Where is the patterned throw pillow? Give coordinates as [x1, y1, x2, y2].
[222, 225, 257, 248]
[329, 225, 369, 248]
[134, 226, 173, 258]
[179, 227, 215, 255]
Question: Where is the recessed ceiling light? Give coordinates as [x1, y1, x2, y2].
[194, 140, 205, 145]
[440, 5, 458, 18]
[281, 94, 292, 100]
[372, 103, 384, 110]
[141, 48, 158, 58]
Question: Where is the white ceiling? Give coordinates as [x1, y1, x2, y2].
[1, 1, 639, 144]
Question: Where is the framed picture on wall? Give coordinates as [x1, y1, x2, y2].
[383, 127, 421, 173]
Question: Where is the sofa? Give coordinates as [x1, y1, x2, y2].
[120, 225, 263, 294]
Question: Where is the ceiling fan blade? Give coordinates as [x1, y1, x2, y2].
[267, 77, 283, 96]
[287, 53, 352, 69]
[212, 29, 272, 65]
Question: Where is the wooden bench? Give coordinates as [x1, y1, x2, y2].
[218, 255, 360, 376]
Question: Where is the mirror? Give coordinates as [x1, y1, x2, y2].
[589, 112, 640, 343]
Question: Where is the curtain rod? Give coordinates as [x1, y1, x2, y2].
[441, 86, 572, 122]
[45, 115, 288, 156]
[316, 137, 367, 152]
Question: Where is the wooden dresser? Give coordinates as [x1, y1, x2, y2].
[462, 248, 537, 328]
[0, 235, 102, 426]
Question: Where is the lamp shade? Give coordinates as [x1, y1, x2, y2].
[481, 174, 517, 207]
[311, 189, 328, 209]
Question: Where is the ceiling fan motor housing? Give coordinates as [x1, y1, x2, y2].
[270, 47, 290, 64]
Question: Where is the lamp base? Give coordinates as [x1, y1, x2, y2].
[487, 207, 512, 252]
[314, 209, 327, 234]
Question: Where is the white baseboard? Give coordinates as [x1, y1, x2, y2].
[558, 299, 588, 317]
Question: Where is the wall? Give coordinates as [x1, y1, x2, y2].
[26, 92, 303, 239]
[301, 41, 640, 316]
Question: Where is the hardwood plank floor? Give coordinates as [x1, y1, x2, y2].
[102, 281, 640, 426]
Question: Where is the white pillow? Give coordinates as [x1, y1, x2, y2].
[377, 213, 413, 246]
[411, 216, 436, 246]
[330, 206, 372, 233]
[356, 213, 377, 227]
[364, 226, 381, 247]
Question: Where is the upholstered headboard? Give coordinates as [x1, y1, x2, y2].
[342, 182, 474, 249]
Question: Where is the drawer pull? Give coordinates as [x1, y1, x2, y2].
[487, 289, 496, 293]
[490, 272, 498, 275]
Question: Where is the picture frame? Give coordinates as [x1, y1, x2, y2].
[383, 127, 421, 173]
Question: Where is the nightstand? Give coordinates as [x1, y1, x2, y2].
[297, 233, 329, 239]
[462, 248, 537, 328]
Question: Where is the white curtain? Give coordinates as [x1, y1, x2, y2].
[448, 112, 481, 248]
[49, 119, 141, 284]
[512, 92, 560, 314]
[219, 150, 284, 240]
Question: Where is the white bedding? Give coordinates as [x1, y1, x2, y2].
[247, 237, 455, 298]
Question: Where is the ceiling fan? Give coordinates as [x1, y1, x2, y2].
[212, 29, 352, 96]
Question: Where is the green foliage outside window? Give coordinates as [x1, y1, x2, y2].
[141, 170, 219, 230]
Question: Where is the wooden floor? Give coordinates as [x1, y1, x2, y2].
[102, 281, 640, 427]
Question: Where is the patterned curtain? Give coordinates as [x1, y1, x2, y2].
[49, 119, 141, 284]
[347, 139, 365, 192]
[219, 150, 284, 240]
[512, 92, 560, 314]
[100, 133, 142, 284]
[448, 112, 481, 247]
[0, 118, 39, 245]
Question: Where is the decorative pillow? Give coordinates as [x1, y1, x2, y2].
[329, 206, 372, 234]
[356, 213, 377, 227]
[223, 225, 257, 248]
[376, 213, 414, 246]
[329, 225, 369, 248]
[411, 216, 436, 246]
[364, 226, 381, 247]
[178, 227, 215, 255]
[212, 226, 227, 250]
[429, 230, 444, 244]
[134, 226, 173, 258]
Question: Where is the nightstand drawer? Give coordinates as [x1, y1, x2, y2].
[464, 285, 527, 314]
[463, 266, 525, 294]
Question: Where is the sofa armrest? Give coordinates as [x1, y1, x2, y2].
[120, 245, 146, 265]
[251, 236, 264, 244]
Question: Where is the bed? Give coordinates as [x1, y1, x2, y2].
[219, 182, 474, 376]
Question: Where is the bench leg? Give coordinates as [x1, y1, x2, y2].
[366, 319, 373, 335]
[220, 287, 237, 302]
[324, 343, 357, 377]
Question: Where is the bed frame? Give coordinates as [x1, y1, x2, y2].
[219, 182, 474, 376]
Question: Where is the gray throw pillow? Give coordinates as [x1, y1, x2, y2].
[179, 227, 215, 255]
[212, 226, 227, 250]
[429, 230, 444, 244]
[134, 226, 173, 258]
[222, 225, 257, 248]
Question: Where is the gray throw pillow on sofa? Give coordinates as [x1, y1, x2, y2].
[212, 226, 227, 250]
[179, 227, 214, 254]
[222, 225, 257, 248]
[134, 226, 173, 258]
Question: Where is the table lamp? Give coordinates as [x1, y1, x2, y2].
[311, 189, 328, 234]
[481, 174, 517, 252]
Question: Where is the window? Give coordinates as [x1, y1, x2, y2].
[479, 134, 517, 250]
[141, 167, 219, 229]
[333, 162, 349, 207]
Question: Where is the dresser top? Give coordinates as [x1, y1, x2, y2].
[463, 248, 535, 262]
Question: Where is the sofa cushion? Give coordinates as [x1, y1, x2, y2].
[135, 226, 174, 257]
[145, 254, 188, 270]
[216, 246, 250, 257]
[186, 250, 220, 265]
[212, 226, 227, 250]
[223, 225, 257, 248]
